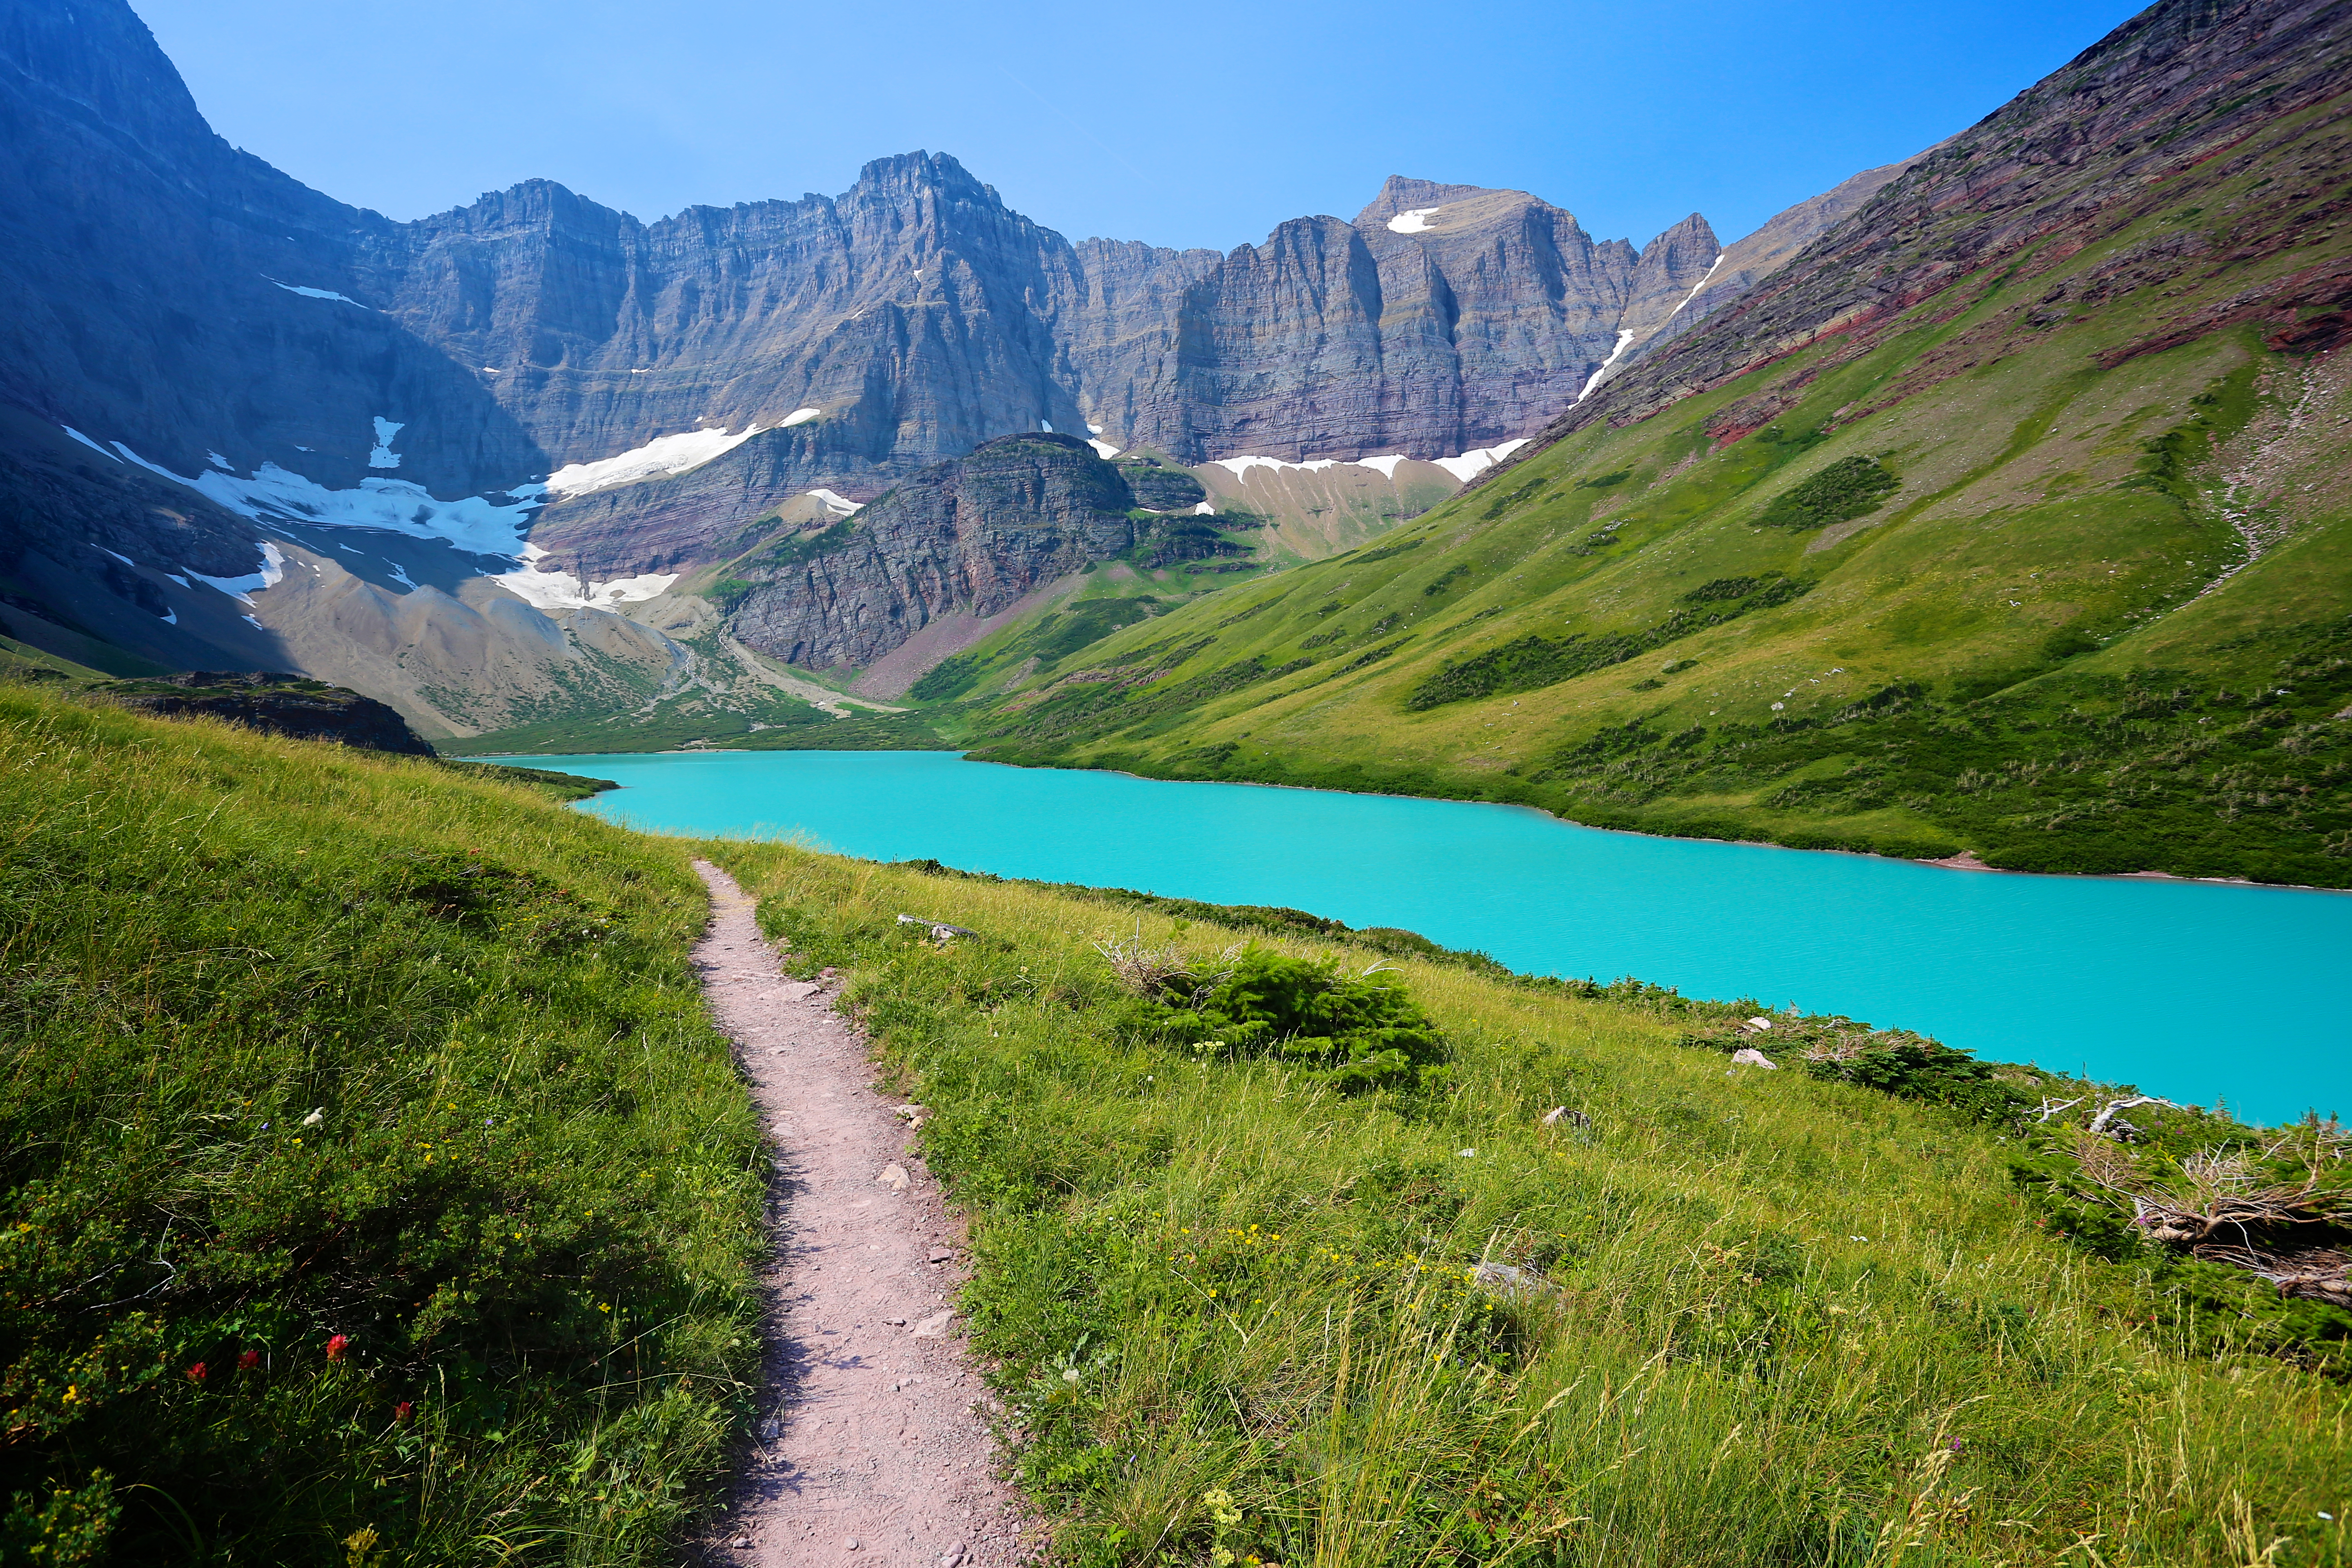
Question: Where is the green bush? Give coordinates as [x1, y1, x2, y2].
[1754, 455, 1900, 529]
[1146, 945, 1449, 1089]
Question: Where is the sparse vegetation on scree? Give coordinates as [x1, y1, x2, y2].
[0, 683, 763, 1564]
[712, 847, 2352, 1568]
[8, 680, 2350, 1565]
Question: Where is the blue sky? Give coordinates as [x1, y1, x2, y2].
[135, 0, 2144, 253]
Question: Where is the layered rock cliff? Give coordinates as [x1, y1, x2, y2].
[726, 433, 1232, 670]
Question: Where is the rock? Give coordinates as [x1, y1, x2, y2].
[926, 1246, 955, 1263]
[1744, 1017, 1774, 1032]
[102, 673, 437, 755]
[895, 1104, 928, 1122]
[1471, 1261, 1560, 1302]
[1731, 1048, 1779, 1069]
[1540, 1105, 1590, 1129]
[878, 1164, 911, 1192]
[910, 1310, 956, 1339]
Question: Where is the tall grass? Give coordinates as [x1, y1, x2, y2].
[714, 844, 2352, 1568]
[0, 686, 764, 1563]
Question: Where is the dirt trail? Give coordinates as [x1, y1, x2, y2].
[691, 861, 1034, 1567]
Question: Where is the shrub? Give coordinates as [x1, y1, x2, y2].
[1755, 455, 1900, 529]
[1144, 945, 1449, 1090]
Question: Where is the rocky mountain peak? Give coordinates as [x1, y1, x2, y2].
[1353, 175, 1508, 229]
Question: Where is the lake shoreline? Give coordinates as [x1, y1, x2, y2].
[476, 745, 2352, 895]
[472, 748, 2352, 1122]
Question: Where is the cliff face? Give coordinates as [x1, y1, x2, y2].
[727, 433, 1203, 669]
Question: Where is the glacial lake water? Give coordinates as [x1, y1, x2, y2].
[486, 749, 2352, 1126]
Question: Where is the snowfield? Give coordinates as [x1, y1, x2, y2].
[543, 423, 771, 499]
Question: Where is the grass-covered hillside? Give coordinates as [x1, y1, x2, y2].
[714, 849, 2352, 1566]
[956, 25, 2352, 888]
[0, 680, 764, 1563]
[5, 673, 2349, 1563]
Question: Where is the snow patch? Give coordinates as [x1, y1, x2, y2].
[368, 417, 404, 470]
[1210, 455, 1342, 480]
[779, 407, 822, 428]
[1212, 441, 1525, 485]
[188, 541, 287, 606]
[159, 608, 177, 625]
[383, 559, 417, 591]
[272, 280, 369, 307]
[1194, 501, 1216, 515]
[1574, 331, 1638, 403]
[805, 489, 863, 516]
[491, 544, 678, 611]
[93, 438, 543, 557]
[1388, 207, 1442, 234]
[1666, 252, 1725, 320]
[99, 547, 135, 567]
[543, 423, 767, 499]
[1431, 440, 1530, 483]
[1040, 420, 1054, 432]
[62, 426, 121, 461]
[1087, 423, 1104, 435]
[1086, 437, 1121, 460]
[207, 451, 230, 470]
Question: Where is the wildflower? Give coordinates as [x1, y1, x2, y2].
[1948, 1436, 1965, 1454]
[186, 1362, 207, 1383]
[238, 1350, 261, 1371]
[395, 1401, 415, 1424]
[1060, 1368, 1080, 1384]
[326, 1334, 351, 1361]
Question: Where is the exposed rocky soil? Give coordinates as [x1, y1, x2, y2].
[691, 862, 1036, 1568]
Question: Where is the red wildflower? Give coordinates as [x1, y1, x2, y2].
[394, 1401, 414, 1424]
[238, 1350, 262, 1371]
[185, 1362, 206, 1383]
[325, 1334, 351, 1362]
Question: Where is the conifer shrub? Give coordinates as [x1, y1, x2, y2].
[1753, 454, 1900, 529]
[1143, 945, 1449, 1090]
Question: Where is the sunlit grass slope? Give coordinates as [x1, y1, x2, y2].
[0, 682, 763, 1563]
[961, 104, 2352, 887]
[714, 847, 2352, 1568]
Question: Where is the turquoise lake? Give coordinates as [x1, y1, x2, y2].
[490, 749, 2352, 1125]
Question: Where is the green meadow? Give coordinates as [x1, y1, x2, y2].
[5, 679, 2347, 1565]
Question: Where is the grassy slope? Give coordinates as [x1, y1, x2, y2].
[8, 671, 2347, 1564]
[960, 100, 2352, 887]
[0, 682, 763, 1563]
[710, 847, 2351, 1567]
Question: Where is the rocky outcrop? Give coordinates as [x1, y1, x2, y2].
[103, 672, 437, 753]
[728, 434, 1222, 669]
[1638, 158, 1922, 356]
